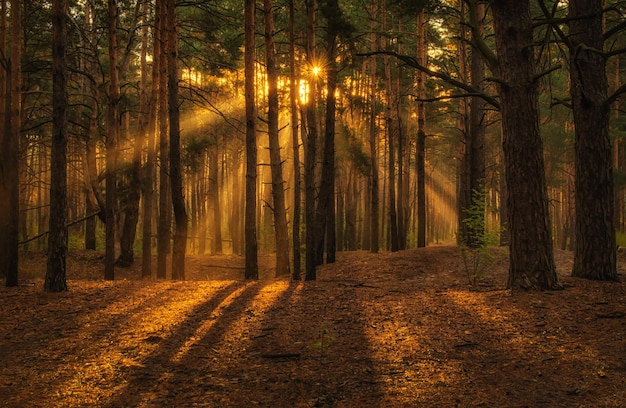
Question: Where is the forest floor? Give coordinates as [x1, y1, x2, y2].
[1, 245, 626, 407]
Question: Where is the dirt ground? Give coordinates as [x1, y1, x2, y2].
[1, 245, 626, 407]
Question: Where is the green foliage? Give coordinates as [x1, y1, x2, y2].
[616, 231, 626, 248]
[309, 323, 335, 356]
[459, 189, 500, 288]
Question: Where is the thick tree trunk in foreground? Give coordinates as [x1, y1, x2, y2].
[244, 0, 258, 279]
[569, 0, 616, 281]
[45, 0, 67, 292]
[491, 0, 561, 290]
[416, 10, 427, 248]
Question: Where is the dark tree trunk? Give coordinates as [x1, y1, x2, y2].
[491, 0, 561, 290]
[209, 146, 223, 254]
[167, 0, 187, 280]
[416, 10, 427, 248]
[263, 0, 290, 277]
[464, 0, 486, 248]
[289, 0, 301, 280]
[315, 0, 340, 265]
[45, 0, 67, 291]
[104, 0, 120, 281]
[1, 0, 20, 287]
[143, 0, 161, 278]
[569, 0, 616, 281]
[244, 0, 258, 279]
[304, 0, 318, 280]
[157, 0, 170, 280]
[369, 1, 379, 253]
[118, 0, 150, 268]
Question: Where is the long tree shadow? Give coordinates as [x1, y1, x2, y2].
[242, 279, 386, 406]
[103, 280, 266, 407]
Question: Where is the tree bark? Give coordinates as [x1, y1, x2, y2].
[209, 145, 223, 254]
[45, 0, 67, 291]
[104, 0, 120, 281]
[157, 0, 170, 280]
[315, 0, 341, 264]
[166, 0, 187, 280]
[244, 0, 258, 279]
[143, 0, 161, 278]
[369, 0, 380, 253]
[263, 0, 290, 277]
[304, 0, 318, 280]
[118, 0, 150, 268]
[289, 0, 301, 280]
[416, 10, 427, 248]
[569, 0, 616, 281]
[491, 0, 561, 290]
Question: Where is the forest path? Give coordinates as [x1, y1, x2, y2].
[1, 246, 626, 407]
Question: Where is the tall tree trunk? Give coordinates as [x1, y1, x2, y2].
[264, 0, 290, 277]
[1, 0, 20, 286]
[167, 0, 187, 280]
[369, 0, 380, 253]
[143, 0, 161, 278]
[45, 0, 67, 291]
[104, 0, 120, 281]
[383, 2, 398, 253]
[304, 0, 318, 280]
[569, 0, 616, 281]
[491, 0, 560, 290]
[244, 0, 258, 279]
[466, 0, 486, 247]
[416, 10, 427, 248]
[157, 0, 170, 279]
[118, 0, 150, 268]
[314, 0, 340, 265]
[209, 145, 223, 254]
[289, 0, 301, 280]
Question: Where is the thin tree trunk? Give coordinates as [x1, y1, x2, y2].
[167, 0, 187, 280]
[209, 146, 223, 254]
[304, 0, 318, 280]
[289, 0, 301, 280]
[569, 0, 616, 281]
[315, 0, 340, 265]
[157, 0, 170, 279]
[416, 10, 427, 248]
[369, 0, 380, 253]
[45, 0, 67, 291]
[263, 0, 290, 277]
[118, 0, 150, 268]
[244, 0, 258, 279]
[143, 0, 161, 278]
[104, 0, 120, 281]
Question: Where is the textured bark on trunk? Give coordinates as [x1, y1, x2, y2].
[416, 10, 427, 248]
[304, 0, 318, 280]
[491, 0, 560, 290]
[569, 0, 616, 281]
[289, 0, 301, 280]
[104, 0, 120, 281]
[263, 0, 290, 277]
[46, 0, 67, 291]
[244, 0, 258, 279]
[166, 0, 187, 281]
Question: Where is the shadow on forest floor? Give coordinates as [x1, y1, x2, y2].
[1, 245, 626, 407]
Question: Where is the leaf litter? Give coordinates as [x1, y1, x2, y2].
[1, 246, 625, 407]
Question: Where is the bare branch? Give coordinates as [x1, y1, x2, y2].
[357, 50, 500, 110]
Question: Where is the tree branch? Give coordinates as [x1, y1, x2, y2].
[357, 50, 500, 110]
[607, 83, 626, 107]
